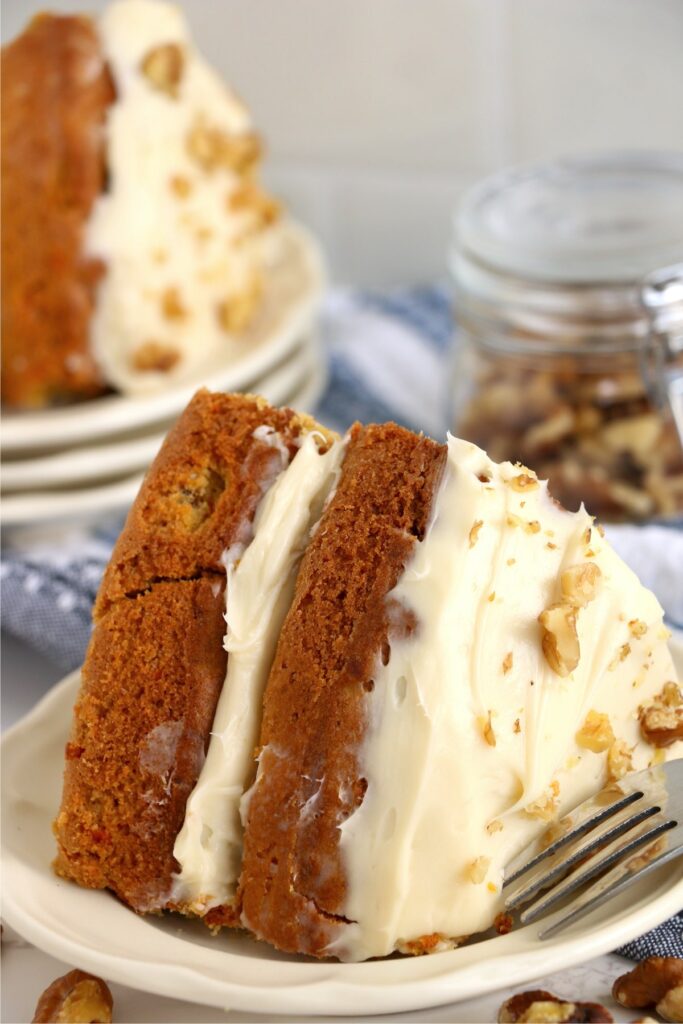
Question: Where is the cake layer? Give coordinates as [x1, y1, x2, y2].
[87, 0, 280, 393]
[1, 14, 114, 408]
[238, 423, 447, 956]
[53, 577, 227, 910]
[96, 390, 320, 614]
[172, 432, 347, 915]
[330, 437, 680, 961]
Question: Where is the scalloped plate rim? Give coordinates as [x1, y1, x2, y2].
[2, 641, 682, 1017]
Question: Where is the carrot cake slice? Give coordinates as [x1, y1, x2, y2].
[2, 0, 282, 408]
[54, 391, 682, 959]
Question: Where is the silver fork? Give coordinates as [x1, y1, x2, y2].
[503, 759, 683, 939]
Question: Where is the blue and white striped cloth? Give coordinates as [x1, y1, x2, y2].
[1, 284, 681, 958]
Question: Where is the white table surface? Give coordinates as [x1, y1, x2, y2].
[0, 631, 647, 1024]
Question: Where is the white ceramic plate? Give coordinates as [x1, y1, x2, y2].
[2, 644, 681, 1018]
[1, 332, 321, 493]
[2, 222, 324, 454]
[0, 344, 327, 527]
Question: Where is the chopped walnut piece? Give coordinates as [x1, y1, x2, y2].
[657, 985, 683, 1022]
[187, 117, 261, 173]
[502, 651, 513, 674]
[216, 275, 263, 334]
[498, 990, 613, 1023]
[140, 43, 184, 97]
[613, 957, 683, 1009]
[561, 562, 602, 608]
[639, 682, 683, 748]
[606, 739, 634, 780]
[161, 286, 187, 321]
[467, 855, 491, 883]
[539, 602, 579, 677]
[169, 174, 192, 198]
[469, 519, 483, 548]
[131, 340, 180, 373]
[480, 711, 496, 747]
[524, 780, 560, 821]
[229, 180, 281, 226]
[32, 969, 113, 1023]
[507, 513, 541, 533]
[509, 472, 539, 492]
[575, 710, 614, 753]
[629, 619, 648, 638]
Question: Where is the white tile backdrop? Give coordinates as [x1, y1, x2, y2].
[3, 0, 682, 284]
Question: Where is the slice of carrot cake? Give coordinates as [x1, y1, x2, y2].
[54, 391, 682, 959]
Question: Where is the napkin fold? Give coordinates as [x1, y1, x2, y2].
[2, 284, 681, 958]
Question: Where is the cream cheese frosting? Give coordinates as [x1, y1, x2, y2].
[328, 436, 680, 961]
[172, 433, 346, 911]
[87, 0, 280, 393]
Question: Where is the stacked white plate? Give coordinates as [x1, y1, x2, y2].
[1, 223, 327, 529]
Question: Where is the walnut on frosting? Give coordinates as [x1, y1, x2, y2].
[539, 560, 601, 676]
[639, 682, 683, 748]
[560, 562, 601, 608]
[576, 710, 614, 753]
[524, 780, 560, 821]
[539, 603, 579, 677]
[607, 739, 634, 781]
[140, 42, 185, 97]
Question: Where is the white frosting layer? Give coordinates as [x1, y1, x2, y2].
[173, 434, 345, 911]
[87, 0, 279, 393]
[330, 436, 680, 961]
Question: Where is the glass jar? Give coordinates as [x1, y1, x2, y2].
[450, 152, 683, 521]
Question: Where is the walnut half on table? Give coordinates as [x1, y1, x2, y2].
[32, 969, 113, 1024]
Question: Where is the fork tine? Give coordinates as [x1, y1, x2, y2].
[520, 813, 675, 924]
[504, 785, 643, 887]
[539, 829, 683, 939]
[504, 798, 660, 912]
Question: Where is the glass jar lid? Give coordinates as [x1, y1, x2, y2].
[455, 151, 683, 285]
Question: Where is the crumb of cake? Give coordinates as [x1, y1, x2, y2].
[502, 651, 513, 674]
[575, 710, 614, 753]
[547, 541, 557, 549]
[486, 819, 504, 835]
[513, 717, 521, 733]
[32, 969, 113, 1023]
[131, 340, 180, 373]
[140, 42, 184, 97]
[397, 932, 465, 955]
[606, 739, 634, 780]
[466, 856, 490, 884]
[161, 286, 187, 321]
[639, 681, 683, 748]
[560, 562, 601, 608]
[539, 602, 579, 677]
[524, 781, 560, 821]
[507, 557, 516, 566]
[494, 912, 513, 935]
[469, 519, 483, 548]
